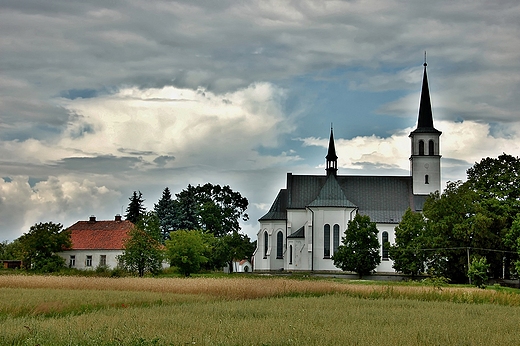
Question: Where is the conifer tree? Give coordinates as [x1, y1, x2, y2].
[154, 187, 175, 242]
[125, 191, 146, 224]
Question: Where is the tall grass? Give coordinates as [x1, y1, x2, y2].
[1, 275, 520, 345]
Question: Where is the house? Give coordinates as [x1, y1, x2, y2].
[58, 215, 133, 270]
[253, 62, 441, 273]
[223, 259, 253, 273]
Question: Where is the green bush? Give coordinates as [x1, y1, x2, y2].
[468, 257, 489, 289]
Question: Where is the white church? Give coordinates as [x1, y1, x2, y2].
[253, 62, 441, 273]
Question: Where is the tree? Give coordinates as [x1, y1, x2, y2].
[389, 208, 426, 277]
[154, 187, 175, 242]
[125, 191, 146, 224]
[465, 154, 520, 278]
[165, 230, 212, 276]
[332, 214, 380, 278]
[209, 231, 255, 273]
[118, 212, 164, 277]
[422, 181, 493, 283]
[467, 257, 490, 289]
[17, 222, 71, 272]
[172, 184, 200, 231]
[171, 183, 249, 237]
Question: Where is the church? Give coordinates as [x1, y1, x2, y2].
[253, 62, 441, 273]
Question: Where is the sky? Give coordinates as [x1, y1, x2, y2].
[1, 0, 520, 242]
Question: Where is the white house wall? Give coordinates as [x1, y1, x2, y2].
[58, 249, 122, 270]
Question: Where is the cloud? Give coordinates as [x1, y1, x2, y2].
[0, 176, 121, 242]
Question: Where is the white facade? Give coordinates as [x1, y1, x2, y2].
[59, 249, 122, 270]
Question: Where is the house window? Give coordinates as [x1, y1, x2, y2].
[264, 231, 268, 258]
[289, 245, 293, 265]
[86, 255, 92, 267]
[99, 255, 107, 267]
[69, 255, 76, 267]
[324, 224, 331, 258]
[418, 140, 425, 155]
[382, 232, 389, 260]
[276, 231, 283, 259]
[425, 175, 429, 184]
[333, 224, 340, 254]
[429, 140, 435, 155]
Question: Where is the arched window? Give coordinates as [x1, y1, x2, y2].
[263, 231, 268, 258]
[428, 140, 435, 155]
[289, 245, 293, 265]
[324, 224, 331, 258]
[333, 224, 340, 254]
[382, 231, 389, 260]
[425, 174, 429, 184]
[276, 231, 283, 259]
[418, 140, 425, 156]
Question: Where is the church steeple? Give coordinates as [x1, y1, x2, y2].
[326, 126, 338, 176]
[409, 56, 442, 195]
[412, 57, 441, 134]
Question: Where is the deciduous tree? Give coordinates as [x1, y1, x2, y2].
[332, 214, 380, 278]
[166, 230, 212, 276]
[118, 212, 164, 277]
[389, 208, 426, 277]
[17, 222, 71, 272]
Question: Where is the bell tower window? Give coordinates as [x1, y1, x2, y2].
[429, 140, 434, 155]
[419, 140, 425, 155]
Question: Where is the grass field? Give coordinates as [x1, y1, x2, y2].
[1, 274, 520, 345]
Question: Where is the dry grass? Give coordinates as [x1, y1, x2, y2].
[1, 274, 519, 305]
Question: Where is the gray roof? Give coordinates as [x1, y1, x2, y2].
[260, 173, 419, 224]
[287, 226, 305, 238]
[308, 174, 356, 208]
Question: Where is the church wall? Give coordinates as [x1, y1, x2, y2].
[253, 221, 286, 271]
[309, 207, 356, 271]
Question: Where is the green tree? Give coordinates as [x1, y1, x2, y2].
[332, 214, 380, 278]
[465, 154, 520, 278]
[118, 212, 164, 277]
[166, 230, 211, 276]
[172, 184, 200, 231]
[467, 257, 490, 289]
[389, 208, 426, 277]
[209, 231, 255, 273]
[17, 222, 71, 272]
[422, 181, 493, 283]
[154, 187, 175, 242]
[125, 191, 146, 224]
[172, 183, 249, 237]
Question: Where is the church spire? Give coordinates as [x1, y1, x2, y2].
[326, 126, 338, 176]
[413, 56, 441, 134]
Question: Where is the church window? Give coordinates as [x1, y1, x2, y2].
[324, 224, 331, 258]
[263, 231, 268, 258]
[333, 224, 340, 254]
[382, 232, 389, 260]
[429, 140, 435, 155]
[289, 245, 293, 265]
[276, 231, 283, 259]
[425, 175, 429, 184]
[418, 140, 425, 155]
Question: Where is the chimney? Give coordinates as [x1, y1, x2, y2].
[89, 215, 96, 222]
[115, 214, 122, 222]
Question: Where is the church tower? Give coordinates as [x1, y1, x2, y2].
[409, 60, 442, 195]
[326, 127, 338, 176]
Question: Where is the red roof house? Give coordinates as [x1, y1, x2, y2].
[58, 215, 134, 270]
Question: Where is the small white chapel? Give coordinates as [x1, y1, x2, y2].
[253, 62, 441, 273]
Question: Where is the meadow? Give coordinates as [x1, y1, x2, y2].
[1, 274, 520, 345]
